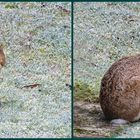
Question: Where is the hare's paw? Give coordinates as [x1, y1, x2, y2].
[110, 119, 129, 126]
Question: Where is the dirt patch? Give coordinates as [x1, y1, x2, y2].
[74, 101, 128, 138]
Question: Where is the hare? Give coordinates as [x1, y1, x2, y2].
[100, 54, 140, 124]
[0, 45, 5, 68]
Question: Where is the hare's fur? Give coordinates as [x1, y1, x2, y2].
[100, 55, 140, 122]
[0, 48, 5, 66]
[0, 48, 5, 67]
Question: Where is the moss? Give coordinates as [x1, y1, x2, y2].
[108, 47, 118, 61]
[0, 96, 9, 105]
[39, 48, 46, 54]
[17, 22, 26, 27]
[38, 39, 47, 45]
[56, 9, 70, 17]
[0, 43, 6, 49]
[10, 117, 19, 123]
[22, 50, 35, 61]
[74, 80, 99, 103]
[29, 29, 38, 36]
[110, 126, 125, 138]
[5, 4, 18, 9]
[74, 128, 85, 134]
[0, 96, 17, 107]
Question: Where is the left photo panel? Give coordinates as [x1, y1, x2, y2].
[0, 2, 71, 138]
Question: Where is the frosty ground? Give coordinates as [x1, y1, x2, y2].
[0, 2, 71, 138]
[74, 2, 140, 138]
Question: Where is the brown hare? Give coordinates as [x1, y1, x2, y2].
[0, 45, 5, 68]
[100, 54, 140, 124]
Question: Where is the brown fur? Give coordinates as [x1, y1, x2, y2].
[100, 54, 140, 122]
[0, 48, 5, 67]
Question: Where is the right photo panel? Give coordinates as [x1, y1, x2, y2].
[74, 2, 140, 138]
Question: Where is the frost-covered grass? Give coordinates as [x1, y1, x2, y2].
[74, 2, 140, 95]
[74, 2, 140, 138]
[0, 2, 71, 138]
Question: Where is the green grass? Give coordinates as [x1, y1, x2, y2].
[74, 80, 99, 103]
[5, 4, 18, 9]
[110, 126, 125, 138]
